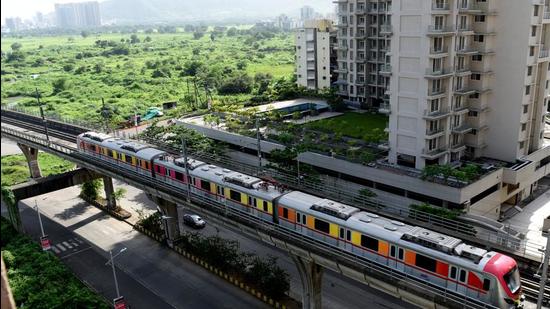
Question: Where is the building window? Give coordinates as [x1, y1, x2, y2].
[521, 123, 527, 131]
[534, 5, 540, 16]
[430, 99, 440, 112]
[474, 15, 486, 22]
[532, 26, 537, 37]
[526, 85, 531, 95]
[472, 55, 483, 62]
[519, 141, 525, 149]
[428, 138, 437, 150]
[524, 105, 529, 113]
[474, 35, 484, 42]
[468, 111, 478, 117]
[471, 73, 481, 80]
[528, 66, 533, 76]
[530, 46, 535, 57]
[470, 129, 477, 135]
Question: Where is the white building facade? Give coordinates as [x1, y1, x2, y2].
[296, 19, 335, 90]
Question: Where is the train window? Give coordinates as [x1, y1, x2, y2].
[459, 269, 467, 283]
[201, 180, 211, 191]
[125, 155, 132, 163]
[346, 230, 351, 241]
[390, 245, 396, 258]
[217, 186, 223, 195]
[361, 235, 379, 251]
[296, 212, 301, 223]
[339, 228, 345, 239]
[283, 208, 288, 218]
[415, 254, 437, 273]
[314, 219, 330, 233]
[248, 196, 253, 206]
[229, 190, 241, 202]
[449, 266, 457, 280]
[302, 214, 307, 224]
[253, 198, 257, 207]
[145, 162, 150, 169]
[175, 171, 184, 181]
[90, 145, 96, 151]
[398, 248, 404, 260]
[482, 278, 490, 291]
[263, 201, 268, 211]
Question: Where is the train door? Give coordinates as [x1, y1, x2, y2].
[457, 268, 468, 295]
[396, 247, 405, 272]
[388, 244, 397, 269]
[296, 212, 303, 233]
[217, 185, 226, 204]
[448, 265, 458, 291]
[338, 228, 352, 251]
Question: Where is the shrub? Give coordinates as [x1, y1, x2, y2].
[80, 179, 103, 200]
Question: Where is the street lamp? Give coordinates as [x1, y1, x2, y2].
[105, 247, 127, 301]
[34, 200, 51, 251]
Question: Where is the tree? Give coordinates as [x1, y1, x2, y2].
[63, 63, 74, 72]
[218, 73, 253, 94]
[130, 34, 140, 44]
[6, 51, 25, 62]
[80, 179, 103, 200]
[144, 36, 152, 43]
[112, 188, 127, 208]
[227, 27, 238, 36]
[10, 42, 22, 51]
[51, 78, 67, 94]
[80, 30, 90, 38]
[193, 31, 205, 40]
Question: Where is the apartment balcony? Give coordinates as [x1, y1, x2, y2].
[429, 47, 449, 58]
[456, 26, 475, 35]
[452, 105, 469, 114]
[458, 3, 483, 14]
[539, 49, 550, 61]
[332, 0, 348, 3]
[378, 103, 391, 114]
[379, 64, 392, 76]
[452, 124, 473, 134]
[380, 25, 393, 35]
[425, 68, 454, 79]
[333, 79, 348, 86]
[354, 8, 367, 15]
[425, 127, 446, 138]
[449, 143, 467, 152]
[421, 147, 448, 159]
[336, 45, 349, 51]
[455, 67, 472, 77]
[336, 22, 348, 28]
[334, 68, 348, 73]
[427, 88, 447, 99]
[544, 10, 550, 22]
[356, 56, 367, 63]
[354, 32, 367, 39]
[456, 47, 479, 56]
[427, 25, 455, 36]
[454, 86, 477, 96]
[431, 2, 450, 13]
[423, 108, 451, 120]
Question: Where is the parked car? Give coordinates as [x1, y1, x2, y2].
[183, 214, 206, 229]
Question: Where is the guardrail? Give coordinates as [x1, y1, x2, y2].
[0, 125, 498, 309]
[1, 111, 543, 261]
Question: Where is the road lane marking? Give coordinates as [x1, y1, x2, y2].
[62, 241, 73, 249]
[56, 243, 67, 251]
[51, 246, 61, 254]
[60, 246, 92, 260]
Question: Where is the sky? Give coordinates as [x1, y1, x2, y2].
[1, 0, 334, 25]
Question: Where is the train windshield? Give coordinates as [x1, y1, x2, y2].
[503, 266, 521, 294]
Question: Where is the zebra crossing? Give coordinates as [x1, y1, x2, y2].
[49, 237, 88, 257]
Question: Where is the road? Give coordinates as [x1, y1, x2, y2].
[1, 190, 269, 309]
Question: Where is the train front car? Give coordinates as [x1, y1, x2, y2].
[481, 252, 523, 308]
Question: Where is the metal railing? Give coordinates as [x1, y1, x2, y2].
[1, 113, 544, 261]
[0, 125, 502, 309]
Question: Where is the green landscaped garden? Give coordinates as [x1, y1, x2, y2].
[305, 112, 388, 140]
[1, 153, 76, 186]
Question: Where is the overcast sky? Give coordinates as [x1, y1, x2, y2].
[1, 0, 334, 24]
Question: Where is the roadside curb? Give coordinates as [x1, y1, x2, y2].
[133, 224, 291, 309]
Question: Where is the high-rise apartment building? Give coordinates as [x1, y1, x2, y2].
[301, 6, 316, 21]
[296, 19, 336, 90]
[336, 0, 550, 169]
[55, 1, 101, 28]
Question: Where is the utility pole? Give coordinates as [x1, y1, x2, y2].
[193, 78, 199, 110]
[536, 228, 549, 309]
[101, 98, 109, 133]
[109, 250, 121, 298]
[36, 88, 49, 143]
[182, 137, 191, 201]
[256, 117, 262, 170]
[35, 200, 45, 237]
[134, 106, 139, 137]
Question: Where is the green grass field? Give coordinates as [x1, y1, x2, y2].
[1, 153, 76, 186]
[1, 29, 295, 122]
[306, 112, 388, 139]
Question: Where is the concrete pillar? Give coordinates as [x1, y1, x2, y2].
[147, 195, 180, 247]
[102, 176, 116, 210]
[17, 143, 42, 179]
[291, 255, 323, 309]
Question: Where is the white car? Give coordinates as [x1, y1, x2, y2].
[182, 214, 206, 229]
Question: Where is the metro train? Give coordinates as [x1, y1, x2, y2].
[77, 132, 524, 308]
